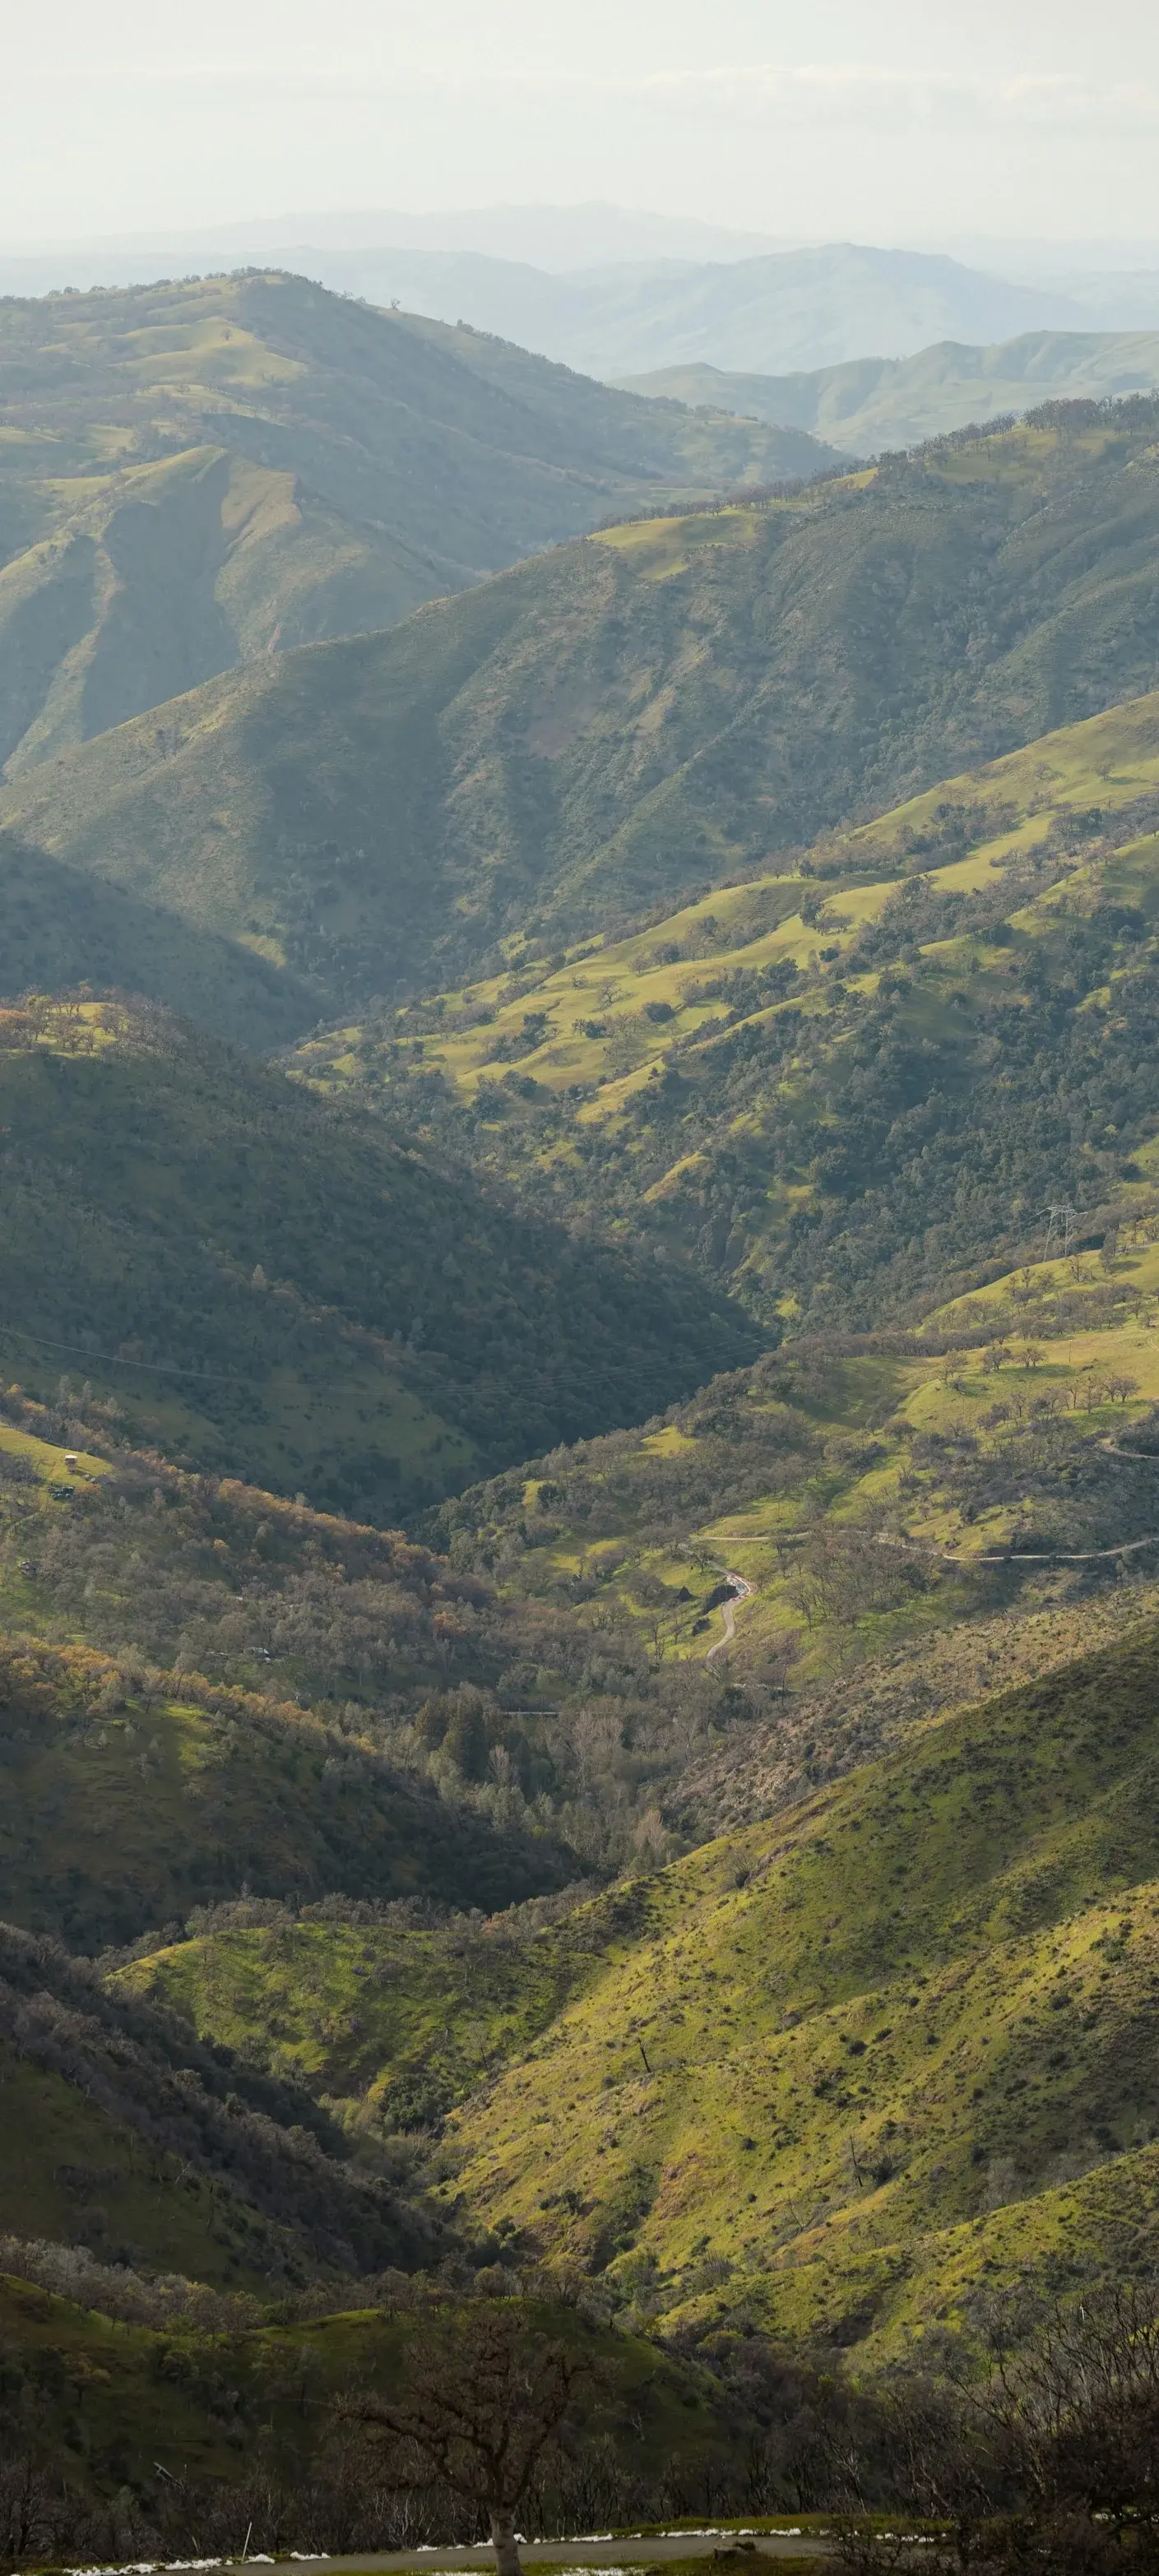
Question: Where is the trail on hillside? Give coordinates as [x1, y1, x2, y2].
[705, 1570, 752, 1661]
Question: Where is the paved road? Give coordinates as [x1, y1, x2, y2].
[243, 2538, 828, 2573]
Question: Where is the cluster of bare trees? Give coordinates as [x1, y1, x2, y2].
[6, 2285, 1159, 2573]
[838, 2284, 1159, 2576]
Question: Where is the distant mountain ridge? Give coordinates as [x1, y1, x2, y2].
[0, 201, 790, 293]
[619, 330, 1159, 456]
[0, 271, 830, 775]
[241, 239, 1096, 379]
[8, 235, 1157, 379]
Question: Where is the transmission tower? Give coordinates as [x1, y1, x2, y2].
[1043, 1202, 1078, 1263]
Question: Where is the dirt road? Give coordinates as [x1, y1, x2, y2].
[705, 1571, 752, 1663]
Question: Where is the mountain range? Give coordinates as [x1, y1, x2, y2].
[204, 239, 1157, 380]
[4, 290, 1159, 2543]
[621, 328, 1159, 455]
[5, 401, 1158, 1047]
[0, 271, 829, 776]
[8, 225, 1159, 373]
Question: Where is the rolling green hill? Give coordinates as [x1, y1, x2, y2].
[0, 1630, 570, 1952]
[296, 684, 1159, 1332]
[619, 331, 1159, 456]
[0, 1002, 753, 1520]
[5, 405, 1159, 1040]
[0, 2275, 738, 2537]
[0, 271, 831, 774]
[431, 1622, 1159, 2357]
[0, 1918, 445, 2282]
[424, 1221, 1159, 1757]
[122, 1616, 1159, 2361]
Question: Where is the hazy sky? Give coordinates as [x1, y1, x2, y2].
[7, 0, 1159, 247]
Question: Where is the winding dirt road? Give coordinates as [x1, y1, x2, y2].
[705, 1572, 752, 1662]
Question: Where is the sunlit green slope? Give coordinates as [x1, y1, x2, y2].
[433, 1625, 1159, 2354]
[124, 1619, 1159, 2357]
[5, 405, 1159, 1037]
[424, 1211, 1159, 1705]
[305, 683, 1159, 1330]
[0, 1920, 442, 2283]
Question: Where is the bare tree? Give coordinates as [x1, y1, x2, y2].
[341, 2304, 602, 2575]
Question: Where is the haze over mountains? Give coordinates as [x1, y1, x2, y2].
[622, 330, 1159, 456]
[7, 206, 1159, 361]
[0, 272, 832, 776]
[285, 240, 1159, 381]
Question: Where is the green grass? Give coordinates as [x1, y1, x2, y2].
[0, 1625, 569, 1951]
[307, 682, 1159, 1332]
[421, 1210, 1159, 1699]
[116, 1914, 596, 2123]
[116, 1610, 1159, 2359]
[0, 2055, 292, 2291]
[114, 1885, 665, 2127]
[0, 2273, 247, 2481]
[0, 2279, 739, 2499]
[427, 1623, 1159, 2356]
[0, 1907, 452, 2292]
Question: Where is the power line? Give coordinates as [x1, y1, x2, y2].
[0, 1321, 253, 1386]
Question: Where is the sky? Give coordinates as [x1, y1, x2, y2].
[7, 0, 1159, 248]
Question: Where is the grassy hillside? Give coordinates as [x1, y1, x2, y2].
[6, 403, 1159, 1037]
[116, 1893, 615, 2132]
[0, 271, 824, 773]
[620, 331, 1159, 455]
[424, 1271, 1159, 1795]
[297, 684, 1159, 1330]
[429, 1626, 1159, 2354]
[0, 1001, 753, 1519]
[0, 1630, 571, 1951]
[123, 1615, 1159, 2360]
[0, 2277, 737, 2534]
[17, 1194, 1159, 1903]
[0, 1920, 444, 2283]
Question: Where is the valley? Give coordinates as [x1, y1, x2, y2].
[294, 680, 1159, 1329]
[5, 405, 1159, 1047]
[2, 339, 1159, 2567]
